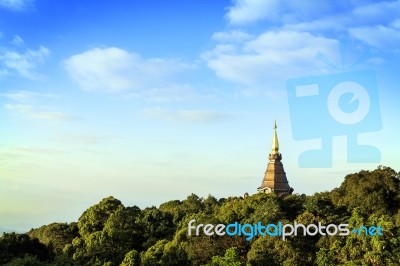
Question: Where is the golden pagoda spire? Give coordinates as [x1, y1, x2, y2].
[271, 120, 279, 154]
[257, 120, 292, 196]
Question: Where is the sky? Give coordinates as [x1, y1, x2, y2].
[0, 0, 399, 231]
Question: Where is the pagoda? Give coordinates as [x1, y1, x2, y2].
[257, 121, 293, 196]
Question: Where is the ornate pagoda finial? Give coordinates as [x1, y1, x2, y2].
[271, 120, 279, 154]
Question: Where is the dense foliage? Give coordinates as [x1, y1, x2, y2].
[1, 166, 399, 265]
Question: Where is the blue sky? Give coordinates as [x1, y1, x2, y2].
[1, 0, 399, 231]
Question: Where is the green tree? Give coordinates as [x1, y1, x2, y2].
[202, 195, 219, 215]
[159, 200, 185, 226]
[4, 254, 44, 266]
[51, 254, 76, 266]
[217, 193, 282, 225]
[182, 194, 203, 214]
[159, 234, 189, 266]
[0, 233, 50, 265]
[339, 208, 400, 264]
[140, 207, 175, 249]
[331, 166, 400, 216]
[315, 248, 336, 266]
[304, 192, 349, 224]
[78, 196, 123, 238]
[120, 249, 140, 266]
[29, 222, 78, 255]
[247, 236, 281, 266]
[68, 197, 143, 265]
[247, 229, 314, 266]
[204, 247, 242, 266]
[141, 239, 168, 266]
[102, 206, 144, 254]
[280, 193, 306, 221]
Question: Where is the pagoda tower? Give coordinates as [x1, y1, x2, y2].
[257, 121, 293, 196]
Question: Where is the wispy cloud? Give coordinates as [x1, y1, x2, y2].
[1, 90, 58, 102]
[55, 133, 117, 145]
[0, 0, 32, 11]
[5, 104, 80, 121]
[142, 107, 233, 123]
[0, 45, 50, 79]
[226, 0, 348, 25]
[2, 90, 80, 123]
[283, 3, 400, 33]
[63, 47, 193, 93]
[211, 30, 253, 42]
[226, 0, 280, 24]
[352, 1, 400, 23]
[349, 25, 400, 51]
[0, 147, 68, 166]
[124, 83, 215, 103]
[14, 147, 67, 154]
[11, 35, 24, 46]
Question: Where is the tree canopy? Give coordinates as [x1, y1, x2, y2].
[1, 166, 399, 265]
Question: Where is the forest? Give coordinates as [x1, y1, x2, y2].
[1, 166, 399, 266]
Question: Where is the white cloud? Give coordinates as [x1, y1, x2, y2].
[349, 25, 400, 51]
[205, 30, 338, 85]
[210, 1, 400, 93]
[217, 1, 400, 89]
[0, 0, 31, 11]
[211, 30, 253, 42]
[226, 0, 280, 24]
[283, 16, 351, 32]
[225, 0, 400, 47]
[352, 1, 400, 23]
[298, 1, 400, 33]
[225, 0, 349, 25]
[226, 0, 400, 25]
[5, 104, 79, 121]
[244, 31, 334, 53]
[64, 47, 192, 92]
[201, 44, 238, 61]
[0, 45, 50, 79]
[142, 107, 232, 123]
[390, 19, 400, 29]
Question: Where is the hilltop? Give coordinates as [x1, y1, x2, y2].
[1, 166, 399, 265]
